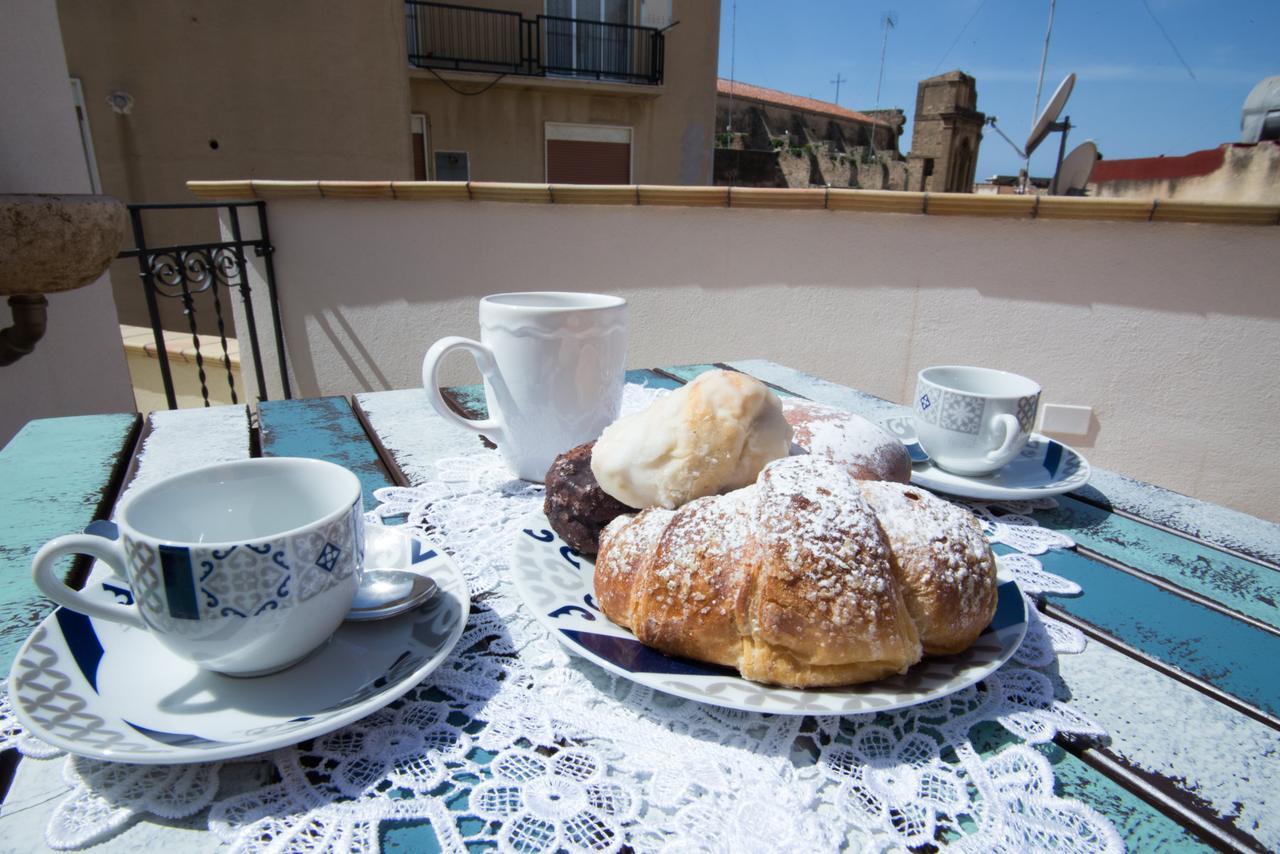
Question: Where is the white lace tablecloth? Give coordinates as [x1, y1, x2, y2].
[0, 388, 1122, 853]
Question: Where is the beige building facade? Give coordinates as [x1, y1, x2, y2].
[407, 1, 718, 186]
[55, 0, 718, 328]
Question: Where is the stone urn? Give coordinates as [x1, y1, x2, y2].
[0, 194, 128, 365]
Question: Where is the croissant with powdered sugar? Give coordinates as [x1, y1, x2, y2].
[593, 455, 998, 688]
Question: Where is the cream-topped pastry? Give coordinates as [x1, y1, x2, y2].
[590, 370, 793, 509]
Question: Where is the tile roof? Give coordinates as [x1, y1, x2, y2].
[717, 78, 891, 128]
[1090, 145, 1226, 184]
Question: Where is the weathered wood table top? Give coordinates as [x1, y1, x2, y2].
[0, 360, 1276, 852]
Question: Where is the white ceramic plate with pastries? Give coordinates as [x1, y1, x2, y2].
[518, 371, 1028, 716]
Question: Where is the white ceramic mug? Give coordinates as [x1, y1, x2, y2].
[913, 366, 1041, 476]
[422, 292, 628, 481]
[31, 458, 364, 677]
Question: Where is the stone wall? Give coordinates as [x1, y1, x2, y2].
[714, 96, 906, 190]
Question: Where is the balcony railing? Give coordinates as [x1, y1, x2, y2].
[405, 1, 664, 85]
[117, 201, 290, 410]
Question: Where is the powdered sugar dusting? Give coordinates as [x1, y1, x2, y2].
[755, 456, 903, 640]
[595, 451, 1002, 682]
[858, 481, 998, 645]
[782, 399, 909, 482]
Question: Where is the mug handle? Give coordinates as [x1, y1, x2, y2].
[32, 533, 146, 628]
[421, 336, 508, 444]
[984, 414, 1025, 469]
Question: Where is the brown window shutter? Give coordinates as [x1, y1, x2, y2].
[546, 139, 630, 184]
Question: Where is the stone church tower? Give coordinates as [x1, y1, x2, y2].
[906, 71, 985, 192]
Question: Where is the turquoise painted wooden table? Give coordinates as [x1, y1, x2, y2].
[0, 360, 1276, 852]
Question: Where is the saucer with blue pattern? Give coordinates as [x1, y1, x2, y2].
[8, 525, 468, 764]
[880, 414, 1092, 501]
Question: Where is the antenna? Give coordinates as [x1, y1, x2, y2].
[984, 116, 1027, 161]
[726, 0, 737, 132]
[1024, 0, 1056, 186]
[1054, 140, 1098, 195]
[874, 13, 897, 111]
[831, 72, 847, 105]
[1030, 0, 1057, 132]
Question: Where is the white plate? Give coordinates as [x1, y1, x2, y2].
[511, 513, 1027, 716]
[8, 525, 469, 764]
[880, 415, 1092, 501]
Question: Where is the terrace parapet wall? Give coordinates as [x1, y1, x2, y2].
[189, 180, 1280, 226]
[187, 178, 1280, 521]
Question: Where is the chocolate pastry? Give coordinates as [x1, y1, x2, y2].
[543, 440, 637, 555]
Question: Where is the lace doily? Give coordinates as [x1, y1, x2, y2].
[0, 386, 1121, 853]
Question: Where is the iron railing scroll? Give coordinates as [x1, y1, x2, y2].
[405, 1, 664, 85]
[118, 201, 291, 410]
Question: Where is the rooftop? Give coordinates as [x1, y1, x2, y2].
[717, 78, 891, 128]
[1090, 141, 1280, 184]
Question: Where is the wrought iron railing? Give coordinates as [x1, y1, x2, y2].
[118, 201, 290, 410]
[405, 1, 664, 85]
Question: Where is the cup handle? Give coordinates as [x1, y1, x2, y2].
[32, 533, 146, 628]
[421, 336, 508, 444]
[984, 414, 1025, 469]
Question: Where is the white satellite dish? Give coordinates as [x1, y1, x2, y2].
[1026, 73, 1076, 156]
[1055, 140, 1098, 195]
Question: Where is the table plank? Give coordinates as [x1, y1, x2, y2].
[123, 405, 253, 497]
[1035, 495, 1280, 630]
[438, 369, 685, 426]
[969, 723, 1213, 852]
[0, 413, 138, 676]
[354, 389, 489, 486]
[1018, 543, 1280, 720]
[1054, 626, 1280, 850]
[727, 358, 1280, 566]
[0, 755, 222, 852]
[625, 368, 685, 391]
[258, 397, 395, 509]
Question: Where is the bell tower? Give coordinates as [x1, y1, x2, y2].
[906, 71, 985, 193]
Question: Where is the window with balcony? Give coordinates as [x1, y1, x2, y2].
[404, 1, 664, 85]
[544, 0, 631, 81]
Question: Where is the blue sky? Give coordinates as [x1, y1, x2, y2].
[715, 0, 1278, 179]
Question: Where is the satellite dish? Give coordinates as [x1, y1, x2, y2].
[1026, 73, 1076, 156]
[1055, 140, 1098, 195]
[1242, 75, 1280, 143]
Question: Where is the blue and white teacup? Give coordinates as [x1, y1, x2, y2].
[913, 366, 1041, 476]
[32, 458, 364, 676]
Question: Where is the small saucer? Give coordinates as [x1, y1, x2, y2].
[880, 415, 1091, 500]
[8, 526, 468, 764]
